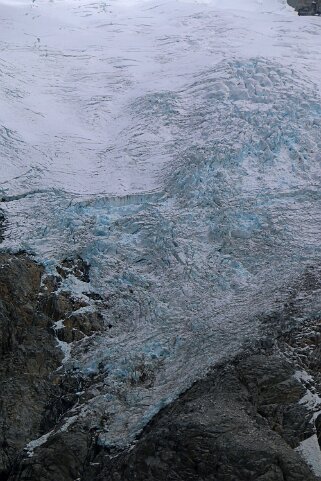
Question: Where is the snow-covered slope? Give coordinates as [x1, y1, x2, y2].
[1, 0, 321, 449]
[0, 0, 308, 197]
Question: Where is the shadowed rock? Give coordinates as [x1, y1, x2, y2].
[89, 352, 317, 481]
[0, 212, 5, 243]
[0, 253, 61, 479]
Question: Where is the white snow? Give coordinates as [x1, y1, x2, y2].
[24, 415, 78, 457]
[53, 319, 71, 363]
[296, 434, 321, 477]
[299, 389, 321, 410]
[294, 371, 321, 411]
[293, 370, 321, 475]
[25, 429, 54, 457]
[294, 370, 314, 384]
[0, 0, 316, 199]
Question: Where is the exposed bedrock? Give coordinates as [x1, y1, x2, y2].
[1, 253, 321, 480]
[95, 357, 314, 481]
[288, 0, 300, 9]
[0, 212, 5, 243]
[287, 0, 321, 14]
[0, 253, 60, 479]
[0, 253, 102, 481]
[287, 1, 310, 11]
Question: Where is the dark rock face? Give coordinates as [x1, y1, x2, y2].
[288, 0, 311, 10]
[1, 253, 321, 481]
[0, 253, 61, 479]
[288, 0, 321, 14]
[92, 352, 317, 481]
[0, 254, 103, 481]
[0, 212, 5, 243]
[56, 257, 90, 283]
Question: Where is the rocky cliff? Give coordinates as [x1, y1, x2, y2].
[287, 0, 321, 11]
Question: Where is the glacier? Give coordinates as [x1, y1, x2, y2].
[1, 0, 321, 452]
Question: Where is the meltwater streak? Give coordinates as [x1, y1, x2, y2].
[1, 0, 321, 448]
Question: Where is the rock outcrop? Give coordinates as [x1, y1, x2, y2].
[94, 352, 314, 481]
[0, 212, 5, 243]
[288, 0, 321, 14]
[0, 253, 103, 481]
[0, 253, 60, 479]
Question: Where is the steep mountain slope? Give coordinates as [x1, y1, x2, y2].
[1, 0, 321, 479]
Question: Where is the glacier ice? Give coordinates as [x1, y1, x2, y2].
[1, 0, 321, 451]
